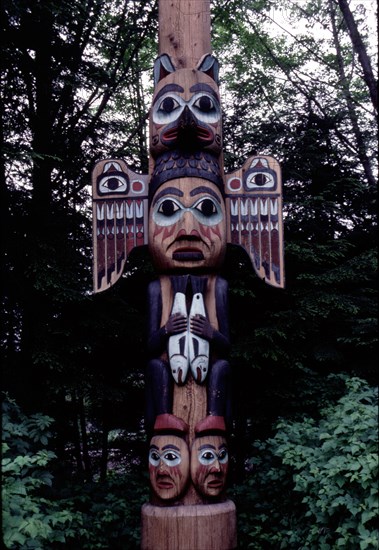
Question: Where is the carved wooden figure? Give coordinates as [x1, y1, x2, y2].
[91, 1, 284, 548]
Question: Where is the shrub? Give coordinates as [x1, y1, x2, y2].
[1, 396, 148, 549]
[233, 375, 378, 549]
[2, 396, 80, 548]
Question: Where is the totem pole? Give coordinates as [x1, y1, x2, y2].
[92, 1, 284, 548]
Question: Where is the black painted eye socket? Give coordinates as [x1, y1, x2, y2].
[194, 95, 214, 112]
[195, 198, 217, 217]
[159, 96, 179, 113]
[252, 173, 268, 186]
[150, 451, 160, 461]
[157, 199, 180, 217]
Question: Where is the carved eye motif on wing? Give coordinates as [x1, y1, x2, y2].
[244, 157, 277, 191]
[97, 161, 130, 195]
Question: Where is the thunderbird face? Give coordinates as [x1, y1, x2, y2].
[150, 69, 222, 160]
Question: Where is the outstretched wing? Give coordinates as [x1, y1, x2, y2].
[225, 155, 285, 288]
[92, 159, 149, 293]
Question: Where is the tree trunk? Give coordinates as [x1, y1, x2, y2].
[329, 0, 376, 188]
[336, 0, 378, 112]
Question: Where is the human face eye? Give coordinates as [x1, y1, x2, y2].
[158, 198, 180, 217]
[153, 94, 184, 124]
[218, 448, 229, 464]
[198, 449, 217, 466]
[192, 197, 223, 226]
[153, 197, 183, 227]
[162, 449, 181, 467]
[149, 449, 161, 467]
[191, 93, 220, 123]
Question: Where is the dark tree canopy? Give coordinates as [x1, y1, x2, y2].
[1, 0, 377, 546]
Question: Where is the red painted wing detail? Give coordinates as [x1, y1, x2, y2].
[92, 159, 149, 293]
[225, 156, 285, 289]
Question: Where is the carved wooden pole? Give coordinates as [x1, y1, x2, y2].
[91, 1, 284, 548]
[158, 0, 211, 68]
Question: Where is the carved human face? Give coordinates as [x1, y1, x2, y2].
[150, 69, 222, 159]
[148, 178, 227, 272]
[191, 434, 229, 497]
[148, 435, 189, 501]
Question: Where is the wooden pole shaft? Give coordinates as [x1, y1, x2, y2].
[158, 0, 211, 68]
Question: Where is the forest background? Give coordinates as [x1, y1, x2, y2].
[1, 0, 378, 548]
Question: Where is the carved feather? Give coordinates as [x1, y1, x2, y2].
[92, 159, 149, 293]
[225, 155, 285, 288]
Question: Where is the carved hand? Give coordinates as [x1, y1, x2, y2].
[190, 314, 214, 341]
[165, 312, 187, 335]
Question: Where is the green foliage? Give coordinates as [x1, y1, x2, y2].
[2, 396, 149, 549]
[2, 396, 79, 548]
[232, 376, 379, 549]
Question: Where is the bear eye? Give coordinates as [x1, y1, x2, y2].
[193, 95, 215, 113]
[158, 96, 180, 114]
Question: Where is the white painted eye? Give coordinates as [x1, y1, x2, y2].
[245, 171, 275, 189]
[153, 94, 185, 124]
[98, 175, 128, 194]
[191, 197, 223, 226]
[218, 447, 229, 464]
[190, 92, 220, 123]
[162, 450, 181, 467]
[153, 198, 184, 226]
[198, 449, 217, 466]
[149, 449, 161, 467]
[157, 198, 181, 216]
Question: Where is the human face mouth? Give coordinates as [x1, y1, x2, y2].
[170, 231, 207, 262]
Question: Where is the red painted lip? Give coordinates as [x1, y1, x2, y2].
[207, 479, 223, 488]
[162, 129, 178, 141]
[196, 127, 213, 141]
[156, 479, 174, 489]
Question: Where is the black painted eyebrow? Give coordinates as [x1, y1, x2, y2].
[152, 187, 184, 206]
[153, 84, 185, 105]
[190, 83, 219, 101]
[190, 186, 221, 203]
[162, 444, 180, 451]
[198, 444, 216, 451]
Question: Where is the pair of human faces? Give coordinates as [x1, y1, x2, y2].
[148, 178, 227, 272]
[148, 433, 228, 501]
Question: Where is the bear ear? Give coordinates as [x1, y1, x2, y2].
[197, 54, 219, 84]
[153, 53, 176, 85]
